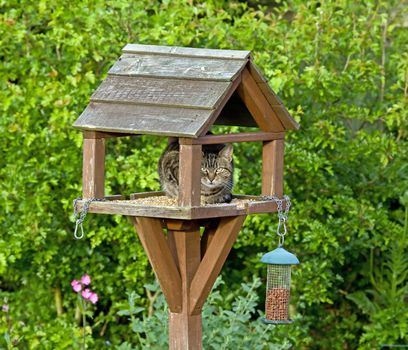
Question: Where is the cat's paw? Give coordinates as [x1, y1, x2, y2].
[224, 193, 232, 203]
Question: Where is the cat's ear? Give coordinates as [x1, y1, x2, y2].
[219, 144, 233, 161]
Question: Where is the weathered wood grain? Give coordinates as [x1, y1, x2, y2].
[262, 139, 285, 197]
[91, 76, 231, 110]
[179, 131, 285, 145]
[76, 200, 191, 219]
[178, 145, 202, 207]
[237, 68, 285, 132]
[132, 217, 182, 312]
[74, 102, 213, 137]
[82, 135, 105, 199]
[109, 54, 247, 81]
[123, 43, 250, 60]
[189, 216, 246, 313]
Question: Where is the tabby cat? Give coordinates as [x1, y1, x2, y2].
[158, 142, 234, 204]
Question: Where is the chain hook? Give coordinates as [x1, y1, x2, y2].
[72, 197, 105, 240]
[74, 220, 84, 240]
[262, 194, 291, 247]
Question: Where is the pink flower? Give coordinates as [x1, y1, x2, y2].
[71, 280, 82, 293]
[2, 304, 9, 313]
[81, 288, 92, 300]
[81, 274, 91, 285]
[89, 292, 98, 304]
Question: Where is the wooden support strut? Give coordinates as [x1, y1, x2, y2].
[131, 217, 182, 313]
[189, 216, 246, 314]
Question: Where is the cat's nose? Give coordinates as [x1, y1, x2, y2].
[208, 173, 215, 182]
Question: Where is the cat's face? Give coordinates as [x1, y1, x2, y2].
[200, 145, 233, 189]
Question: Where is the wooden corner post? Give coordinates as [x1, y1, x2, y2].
[82, 131, 105, 199]
[178, 144, 202, 207]
[262, 138, 285, 197]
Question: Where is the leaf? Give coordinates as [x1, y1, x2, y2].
[346, 291, 378, 315]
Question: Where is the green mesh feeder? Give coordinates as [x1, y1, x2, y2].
[261, 247, 299, 324]
[260, 195, 299, 325]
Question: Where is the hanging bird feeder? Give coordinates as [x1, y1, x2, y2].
[261, 196, 299, 325]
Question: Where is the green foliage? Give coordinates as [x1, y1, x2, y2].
[117, 278, 291, 349]
[0, 0, 407, 348]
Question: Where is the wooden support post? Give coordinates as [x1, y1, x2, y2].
[166, 220, 202, 350]
[82, 132, 105, 199]
[133, 217, 246, 349]
[262, 139, 284, 197]
[178, 144, 202, 207]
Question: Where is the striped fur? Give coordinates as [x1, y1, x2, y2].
[158, 142, 234, 204]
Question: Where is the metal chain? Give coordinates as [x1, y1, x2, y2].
[73, 198, 104, 240]
[260, 195, 291, 246]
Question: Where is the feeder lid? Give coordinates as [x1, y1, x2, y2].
[260, 247, 299, 265]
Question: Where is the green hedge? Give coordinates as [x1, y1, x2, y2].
[1, 0, 407, 348]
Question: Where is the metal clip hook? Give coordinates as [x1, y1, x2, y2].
[277, 218, 287, 236]
[74, 219, 84, 240]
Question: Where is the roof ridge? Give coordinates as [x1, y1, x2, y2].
[123, 43, 251, 61]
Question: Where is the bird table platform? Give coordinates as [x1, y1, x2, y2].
[72, 43, 298, 350]
[75, 192, 290, 220]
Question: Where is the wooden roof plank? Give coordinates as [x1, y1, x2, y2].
[91, 75, 231, 110]
[108, 54, 247, 81]
[73, 102, 211, 137]
[237, 68, 285, 132]
[123, 44, 251, 60]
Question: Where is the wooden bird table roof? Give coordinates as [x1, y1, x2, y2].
[73, 43, 298, 138]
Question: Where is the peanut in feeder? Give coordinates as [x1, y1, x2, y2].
[261, 196, 299, 325]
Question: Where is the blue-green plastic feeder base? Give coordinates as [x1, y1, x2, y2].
[261, 318, 293, 325]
